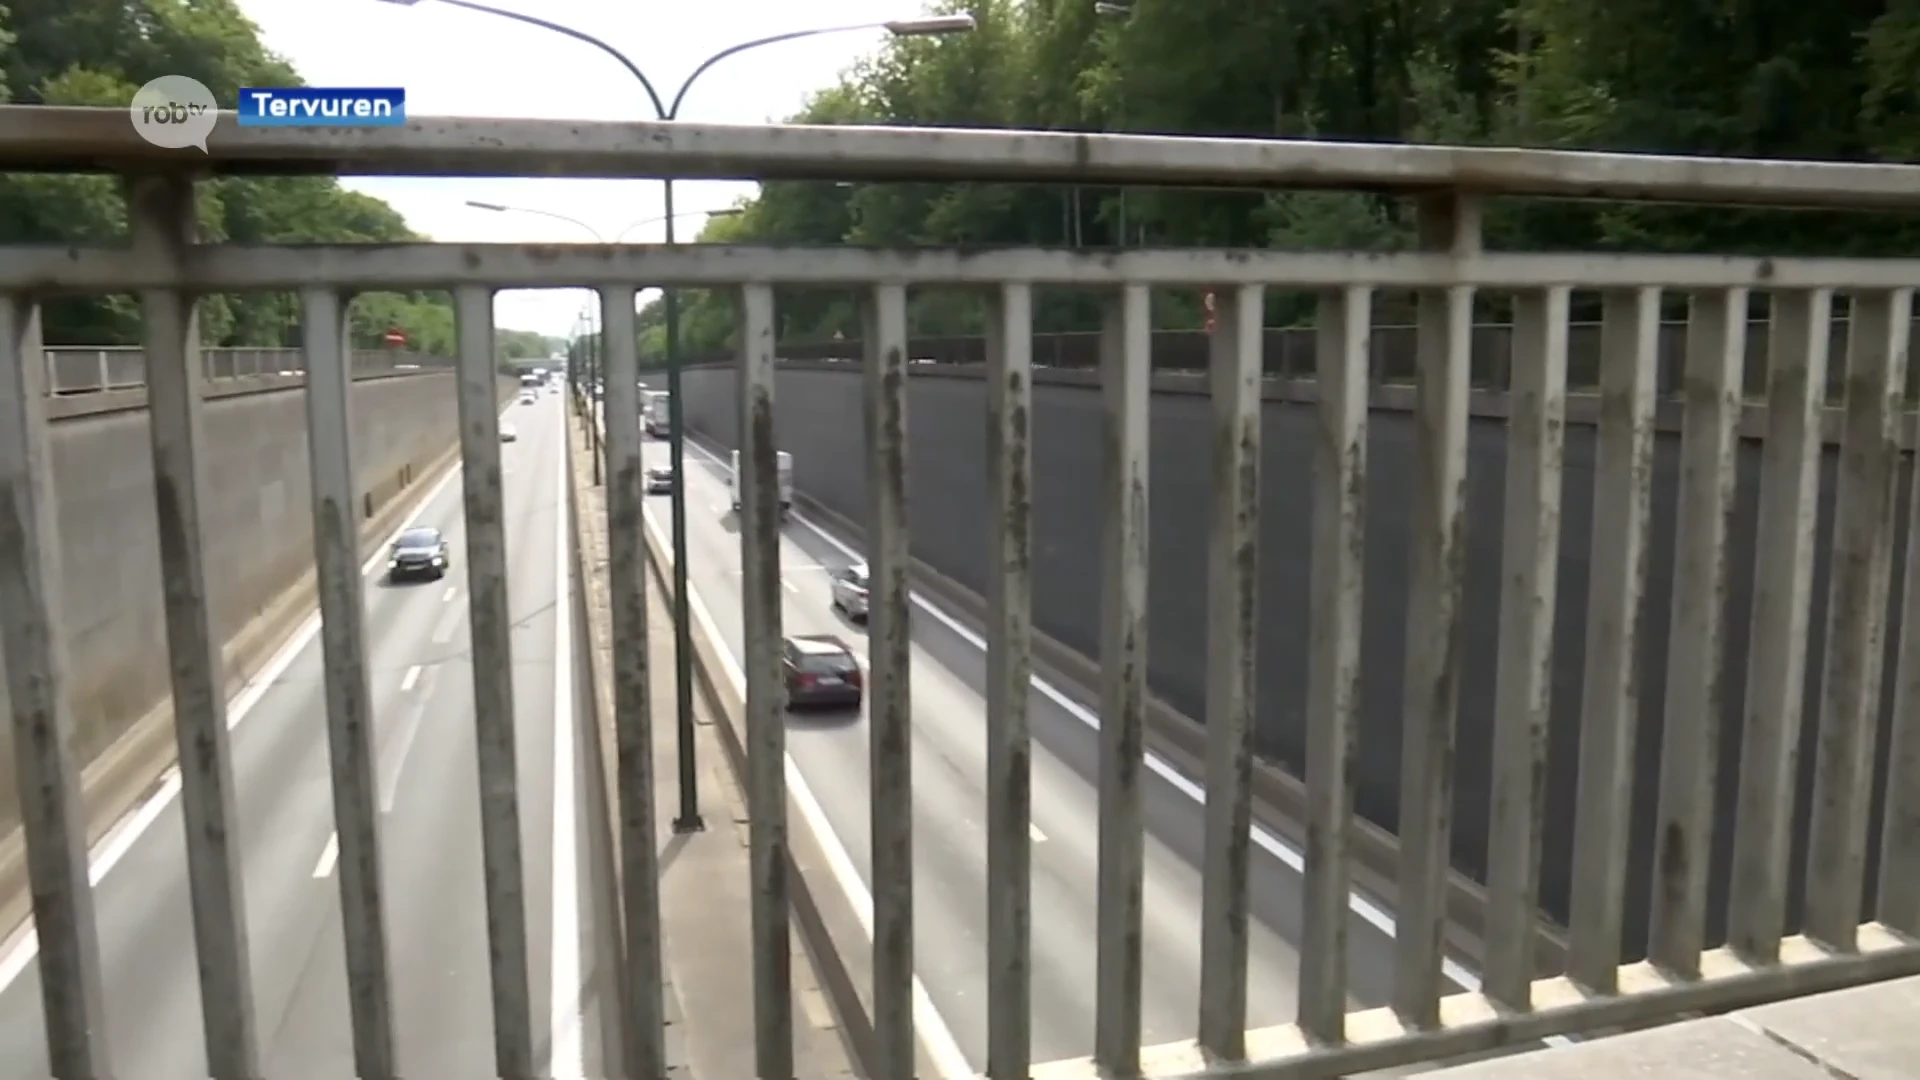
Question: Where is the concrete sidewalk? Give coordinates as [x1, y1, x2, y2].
[1425, 975, 1920, 1078]
[568, 411, 860, 1079]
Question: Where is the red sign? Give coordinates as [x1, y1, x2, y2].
[383, 330, 407, 345]
[1203, 290, 1217, 334]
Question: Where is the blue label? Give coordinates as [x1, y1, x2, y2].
[237, 87, 406, 127]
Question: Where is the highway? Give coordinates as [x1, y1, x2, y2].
[0, 393, 609, 1079]
[642, 425, 1420, 1071]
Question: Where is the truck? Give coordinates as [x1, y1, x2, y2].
[642, 390, 671, 437]
[731, 449, 794, 518]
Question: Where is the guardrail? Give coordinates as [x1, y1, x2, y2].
[43, 346, 452, 394]
[2, 106, 1920, 1080]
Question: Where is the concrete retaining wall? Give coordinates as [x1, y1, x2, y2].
[0, 371, 512, 837]
[673, 360, 1904, 963]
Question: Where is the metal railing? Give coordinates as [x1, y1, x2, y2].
[1, 105, 1920, 1080]
[42, 345, 451, 394]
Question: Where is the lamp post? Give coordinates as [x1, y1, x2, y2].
[1083, 0, 1133, 247]
[463, 201, 742, 483]
[397, 0, 976, 838]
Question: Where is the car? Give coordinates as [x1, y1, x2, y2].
[520, 391, 537, 405]
[646, 465, 674, 494]
[781, 635, 863, 711]
[830, 563, 869, 621]
[500, 422, 518, 443]
[387, 526, 451, 582]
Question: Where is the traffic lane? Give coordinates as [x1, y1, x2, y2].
[659, 450, 1243, 1063]
[0, 430, 482, 1079]
[657, 444, 1340, 1066]
[260, 396, 577, 1078]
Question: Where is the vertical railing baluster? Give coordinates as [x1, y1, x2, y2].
[128, 173, 261, 1077]
[1394, 196, 1477, 1028]
[1198, 282, 1263, 1061]
[1095, 283, 1151, 1075]
[599, 285, 668, 1077]
[737, 283, 793, 1080]
[863, 283, 917, 1076]
[0, 293, 113, 1077]
[1483, 285, 1570, 1009]
[452, 283, 535, 1079]
[1728, 289, 1833, 962]
[299, 286, 399, 1078]
[1300, 285, 1370, 1045]
[1566, 286, 1660, 993]
[985, 281, 1035, 1080]
[1647, 288, 1747, 979]
[1879, 304, 1920, 938]
[1805, 288, 1912, 949]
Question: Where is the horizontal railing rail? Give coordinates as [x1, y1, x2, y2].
[2, 109, 1919, 1080]
[41, 345, 452, 394]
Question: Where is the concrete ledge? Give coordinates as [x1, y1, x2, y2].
[1422, 976, 1920, 1078]
[0, 378, 511, 946]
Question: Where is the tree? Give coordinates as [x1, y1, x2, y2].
[638, 0, 1920, 356]
[0, 0, 461, 349]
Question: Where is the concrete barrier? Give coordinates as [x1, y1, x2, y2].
[671, 359, 1896, 967]
[0, 370, 516, 936]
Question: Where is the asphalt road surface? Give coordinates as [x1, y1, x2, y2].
[642, 428, 1420, 1073]
[0, 394, 610, 1079]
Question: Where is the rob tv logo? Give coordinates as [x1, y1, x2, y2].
[238, 87, 407, 127]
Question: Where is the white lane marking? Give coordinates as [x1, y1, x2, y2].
[400, 664, 422, 692]
[312, 834, 338, 879]
[431, 604, 462, 645]
[443, 585, 458, 603]
[640, 505, 975, 1080]
[782, 578, 799, 594]
[680, 438, 1534, 1026]
[379, 703, 427, 815]
[0, 419, 487, 992]
[549, 420, 585, 1078]
[1029, 823, 1047, 844]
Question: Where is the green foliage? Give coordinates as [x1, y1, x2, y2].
[0, 0, 459, 349]
[639, 0, 1920, 354]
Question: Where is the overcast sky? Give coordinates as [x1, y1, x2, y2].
[238, 0, 918, 339]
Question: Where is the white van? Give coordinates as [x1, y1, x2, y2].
[643, 391, 671, 437]
[730, 449, 794, 518]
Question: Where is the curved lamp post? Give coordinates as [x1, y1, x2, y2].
[463, 201, 744, 483]
[394, 0, 975, 842]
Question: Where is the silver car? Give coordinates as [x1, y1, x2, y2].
[829, 563, 869, 621]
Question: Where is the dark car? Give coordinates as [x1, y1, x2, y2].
[387, 526, 451, 582]
[781, 635, 863, 711]
[646, 465, 674, 494]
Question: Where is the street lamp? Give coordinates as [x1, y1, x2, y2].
[463, 201, 746, 479]
[463, 200, 610, 480]
[394, 0, 976, 839]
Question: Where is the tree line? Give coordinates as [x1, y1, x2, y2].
[0, 0, 459, 352]
[637, 0, 1920, 355]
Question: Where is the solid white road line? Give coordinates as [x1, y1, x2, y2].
[0, 429, 480, 993]
[548, 419, 585, 1079]
[680, 436, 1579, 1049]
[442, 585, 457, 603]
[639, 504, 976, 1080]
[400, 664, 422, 692]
